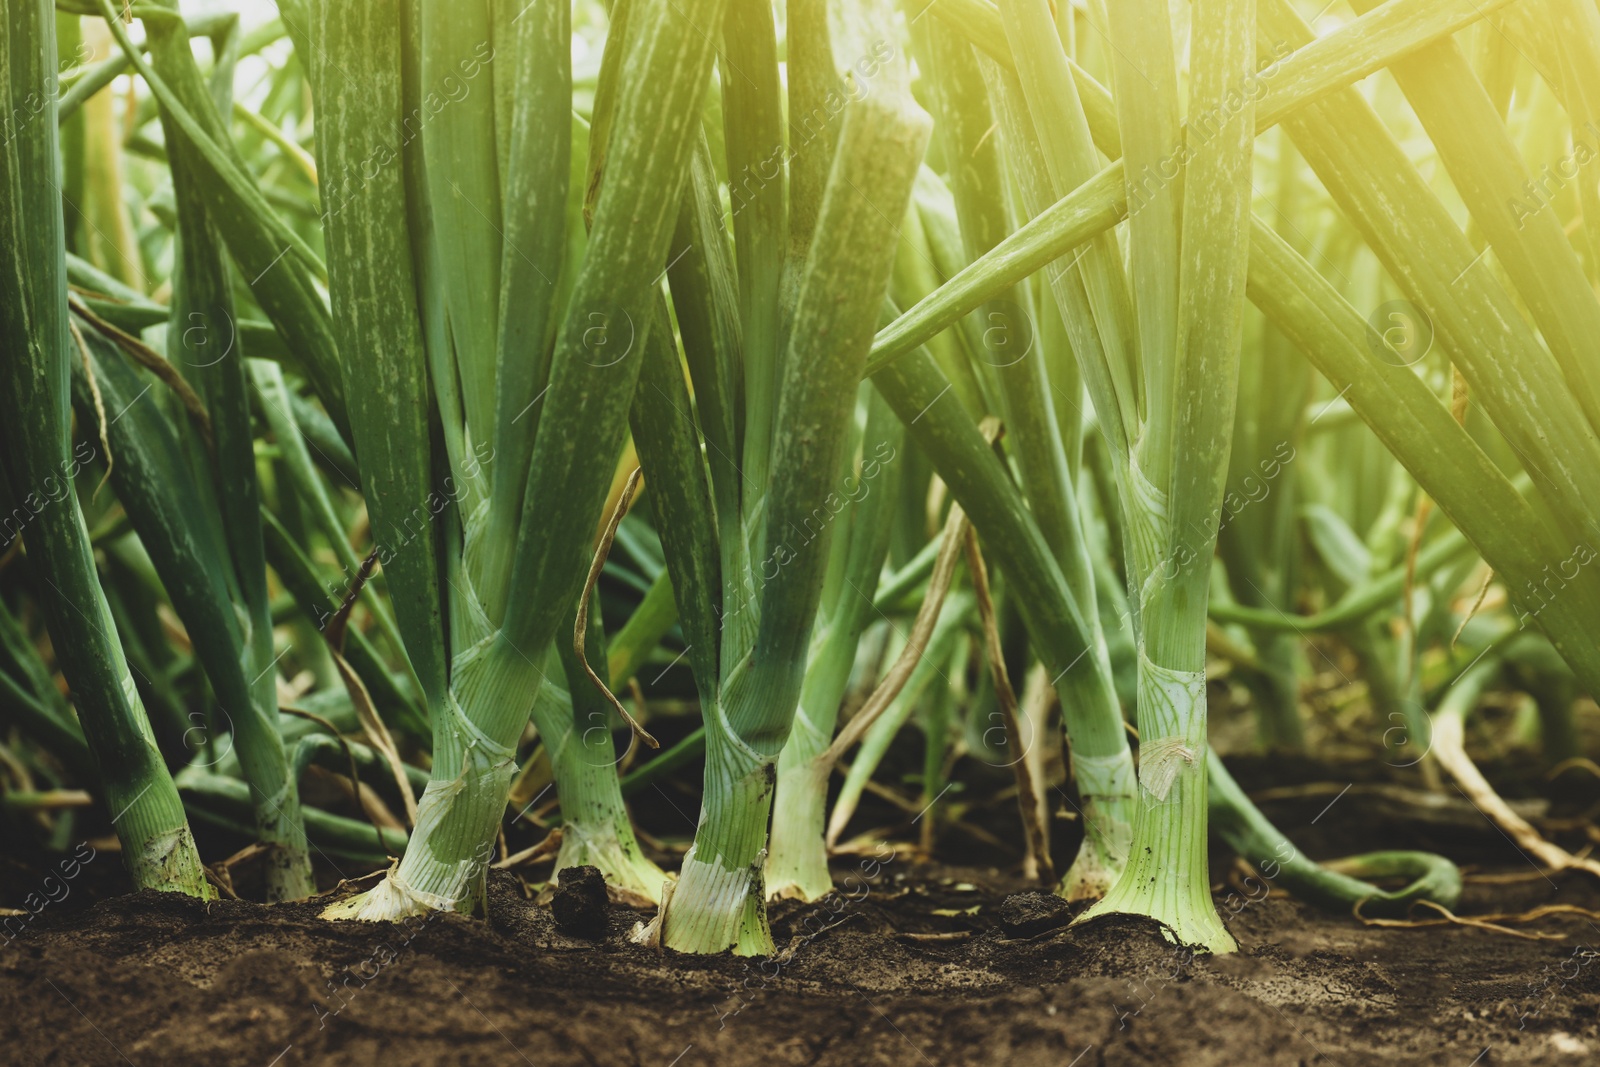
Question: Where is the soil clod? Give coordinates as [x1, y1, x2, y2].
[550, 864, 610, 938]
[996, 889, 1074, 937]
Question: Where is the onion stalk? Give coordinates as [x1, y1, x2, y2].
[0, 0, 210, 898]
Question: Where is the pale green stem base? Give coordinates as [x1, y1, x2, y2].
[536, 694, 669, 903]
[107, 663, 214, 899]
[248, 783, 315, 903]
[764, 617, 861, 903]
[1053, 629, 1138, 901]
[661, 720, 775, 955]
[116, 774, 215, 899]
[1059, 749, 1137, 901]
[241, 668, 314, 902]
[1080, 652, 1237, 952]
[765, 732, 832, 903]
[323, 633, 539, 921]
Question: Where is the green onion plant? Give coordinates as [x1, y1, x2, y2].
[8, 0, 1600, 967]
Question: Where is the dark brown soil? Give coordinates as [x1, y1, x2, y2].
[3, 848, 1598, 1067]
[5, 741, 1600, 1066]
